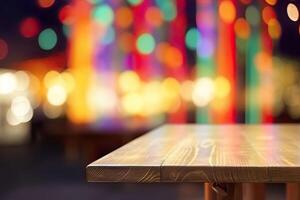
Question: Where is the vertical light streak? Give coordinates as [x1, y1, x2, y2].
[167, 0, 188, 123]
[214, 0, 236, 123]
[246, 4, 262, 123]
[196, 0, 216, 123]
[68, 0, 94, 123]
[132, 0, 152, 81]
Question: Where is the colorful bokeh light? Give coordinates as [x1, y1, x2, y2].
[136, 33, 155, 55]
[37, 0, 55, 8]
[19, 17, 40, 38]
[38, 28, 57, 50]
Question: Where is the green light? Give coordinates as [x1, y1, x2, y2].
[93, 4, 114, 26]
[185, 28, 199, 50]
[127, 0, 142, 6]
[136, 33, 155, 55]
[245, 6, 260, 26]
[155, 0, 176, 21]
[62, 25, 69, 37]
[38, 28, 57, 50]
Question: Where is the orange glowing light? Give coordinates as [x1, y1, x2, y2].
[234, 18, 250, 39]
[37, 0, 55, 8]
[262, 6, 276, 24]
[145, 7, 163, 27]
[164, 46, 183, 69]
[155, 42, 170, 63]
[118, 32, 134, 53]
[268, 19, 281, 39]
[115, 7, 133, 28]
[255, 51, 272, 72]
[265, 0, 277, 6]
[219, 0, 236, 23]
[68, 0, 94, 123]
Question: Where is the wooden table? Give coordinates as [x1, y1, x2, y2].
[87, 124, 300, 200]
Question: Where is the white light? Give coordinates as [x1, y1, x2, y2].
[192, 77, 215, 107]
[11, 96, 32, 117]
[47, 85, 67, 106]
[287, 3, 299, 22]
[0, 72, 17, 94]
[87, 86, 117, 114]
[6, 110, 21, 126]
[7, 96, 33, 125]
[15, 71, 30, 91]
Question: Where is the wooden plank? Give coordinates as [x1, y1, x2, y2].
[87, 124, 300, 183]
[161, 125, 300, 183]
[86, 125, 187, 182]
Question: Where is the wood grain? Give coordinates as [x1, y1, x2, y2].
[86, 125, 187, 182]
[87, 124, 300, 183]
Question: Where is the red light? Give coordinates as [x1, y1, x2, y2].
[0, 39, 8, 60]
[59, 5, 73, 25]
[19, 17, 40, 38]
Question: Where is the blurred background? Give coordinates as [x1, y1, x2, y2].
[0, 0, 299, 199]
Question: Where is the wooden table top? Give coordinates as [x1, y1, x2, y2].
[86, 124, 300, 183]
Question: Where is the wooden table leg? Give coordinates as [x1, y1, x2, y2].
[204, 183, 242, 200]
[286, 183, 300, 200]
[204, 183, 216, 200]
[243, 183, 265, 200]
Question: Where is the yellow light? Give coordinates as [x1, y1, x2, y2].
[47, 85, 67, 106]
[161, 77, 181, 112]
[192, 77, 215, 107]
[287, 3, 299, 22]
[118, 71, 141, 93]
[121, 92, 144, 115]
[61, 71, 75, 93]
[161, 78, 180, 98]
[180, 80, 194, 102]
[214, 76, 231, 99]
[142, 81, 164, 116]
[219, 0, 236, 23]
[44, 70, 60, 88]
[0, 72, 17, 94]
